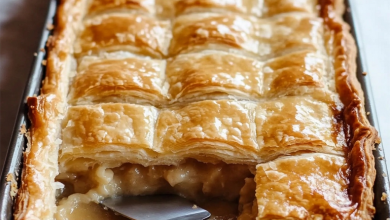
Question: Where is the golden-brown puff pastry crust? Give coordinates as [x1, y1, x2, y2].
[262, 50, 327, 97]
[14, 95, 63, 220]
[75, 13, 171, 58]
[255, 153, 354, 219]
[59, 98, 344, 169]
[255, 96, 345, 158]
[69, 49, 330, 106]
[155, 100, 259, 163]
[68, 54, 168, 105]
[60, 103, 159, 169]
[169, 12, 323, 58]
[14, 0, 85, 218]
[166, 51, 263, 102]
[69, 49, 329, 105]
[320, 0, 378, 217]
[14, 0, 379, 219]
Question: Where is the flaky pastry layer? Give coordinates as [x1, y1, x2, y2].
[59, 97, 344, 171]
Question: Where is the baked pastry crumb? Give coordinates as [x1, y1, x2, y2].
[382, 193, 388, 201]
[6, 173, 18, 198]
[46, 23, 54, 30]
[46, 35, 55, 47]
[19, 124, 26, 134]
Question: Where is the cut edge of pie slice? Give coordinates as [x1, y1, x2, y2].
[239, 153, 354, 220]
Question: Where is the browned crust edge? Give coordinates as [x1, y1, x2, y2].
[320, 0, 379, 219]
[13, 0, 83, 219]
[13, 95, 61, 220]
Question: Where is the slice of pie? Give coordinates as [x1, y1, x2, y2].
[14, 0, 378, 219]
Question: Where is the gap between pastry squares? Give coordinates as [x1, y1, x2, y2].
[13, 0, 378, 220]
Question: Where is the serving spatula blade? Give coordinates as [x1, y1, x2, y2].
[100, 195, 211, 220]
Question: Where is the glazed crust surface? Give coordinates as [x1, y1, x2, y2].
[13, 0, 378, 219]
[255, 153, 353, 219]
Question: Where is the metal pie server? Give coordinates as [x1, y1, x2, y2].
[100, 195, 211, 220]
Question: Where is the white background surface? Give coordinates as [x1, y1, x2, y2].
[0, 1, 389, 174]
[353, 1, 390, 168]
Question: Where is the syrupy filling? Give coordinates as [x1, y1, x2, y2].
[55, 159, 255, 220]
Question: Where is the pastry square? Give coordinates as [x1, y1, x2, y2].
[262, 50, 327, 97]
[60, 103, 159, 169]
[75, 13, 171, 58]
[169, 12, 323, 58]
[166, 51, 263, 102]
[255, 96, 345, 160]
[255, 13, 324, 57]
[68, 54, 168, 106]
[169, 12, 258, 56]
[155, 100, 259, 163]
[87, 0, 156, 15]
[255, 153, 354, 219]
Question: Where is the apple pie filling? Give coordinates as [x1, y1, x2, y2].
[55, 159, 254, 219]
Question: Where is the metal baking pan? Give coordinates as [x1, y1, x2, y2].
[0, 0, 389, 219]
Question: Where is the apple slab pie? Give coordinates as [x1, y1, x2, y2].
[13, 0, 379, 219]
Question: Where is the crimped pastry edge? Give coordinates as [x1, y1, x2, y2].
[320, 0, 378, 219]
[13, 0, 379, 219]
